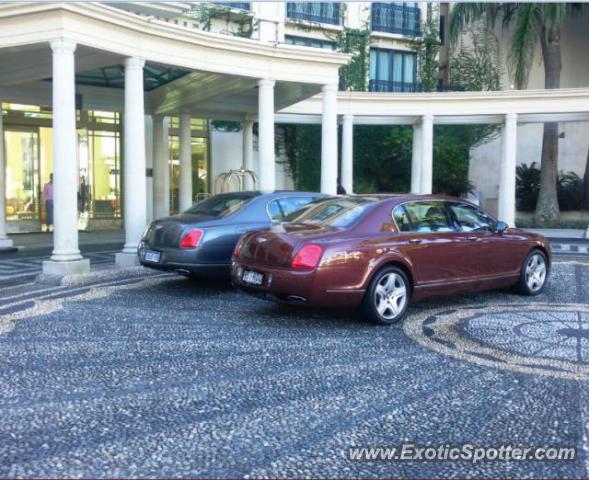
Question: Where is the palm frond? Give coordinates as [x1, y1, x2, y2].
[508, 4, 542, 89]
[448, 3, 489, 44]
[541, 3, 566, 43]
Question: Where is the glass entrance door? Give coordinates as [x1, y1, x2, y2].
[5, 128, 41, 232]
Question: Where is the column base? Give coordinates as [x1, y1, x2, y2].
[0, 237, 16, 253]
[42, 258, 90, 276]
[115, 251, 140, 268]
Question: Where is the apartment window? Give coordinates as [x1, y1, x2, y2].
[285, 35, 336, 50]
[371, 2, 421, 36]
[210, 2, 251, 11]
[286, 3, 341, 26]
[369, 48, 417, 92]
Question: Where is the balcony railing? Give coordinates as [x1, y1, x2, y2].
[371, 3, 421, 36]
[210, 2, 251, 11]
[286, 2, 341, 25]
[368, 80, 467, 93]
[369, 80, 419, 93]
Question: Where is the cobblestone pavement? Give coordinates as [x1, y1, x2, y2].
[0, 260, 588, 478]
[0, 250, 119, 287]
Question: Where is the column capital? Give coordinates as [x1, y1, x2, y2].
[50, 38, 76, 54]
[125, 57, 145, 70]
[422, 113, 434, 123]
[342, 113, 354, 122]
[258, 78, 275, 89]
[505, 112, 518, 122]
[322, 83, 339, 94]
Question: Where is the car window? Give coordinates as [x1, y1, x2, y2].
[266, 200, 283, 221]
[392, 205, 412, 232]
[449, 203, 496, 232]
[399, 201, 455, 233]
[278, 197, 315, 217]
[287, 198, 376, 228]
[184, 193, 254, 217]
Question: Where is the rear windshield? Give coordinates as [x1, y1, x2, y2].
[184, 193, 254, 217]
[286, 198, 375, 228]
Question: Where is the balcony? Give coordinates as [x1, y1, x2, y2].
[368, 80, 467, 93]
[210, 2, 251, 11]
[371, 3, 421, 36]
[369, 80, 419, 93]
[286, 2, 341, 26]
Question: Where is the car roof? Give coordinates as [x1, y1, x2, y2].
[337, 193, 472, 205]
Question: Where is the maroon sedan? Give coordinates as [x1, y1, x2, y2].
[231, 195, 551, 325]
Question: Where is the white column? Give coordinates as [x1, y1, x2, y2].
[341, 113, 354, 194]
[116, 57, 146, 267]
[242, 118, 255, 190]
[43, 39, 89, 275]
[0, 112, 13, 249]
[411, 123, 423, 194]
[145, 115, 154, 222]
[257, 79, 275, 192]
[152, 115, 170, 219]
[420, 114, 434, 195]
[179, 113, 192, 211]
[498, 113, 518, 226]
[320, 83, 338, 195]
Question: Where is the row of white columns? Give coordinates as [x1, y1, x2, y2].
[0, 39, 519, 274]
[339, 112, 518, 225]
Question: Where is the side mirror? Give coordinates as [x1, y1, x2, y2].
[495, 221, 508, 234]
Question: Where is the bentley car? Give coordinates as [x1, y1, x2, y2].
[138, 191, 325, 277]
[231, 195, 551, 325]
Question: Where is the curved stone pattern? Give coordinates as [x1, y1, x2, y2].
[404, 304, 589, 381]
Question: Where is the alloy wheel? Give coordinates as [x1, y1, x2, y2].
[374, 272, 407, 321]
[525, 253, 547, 293]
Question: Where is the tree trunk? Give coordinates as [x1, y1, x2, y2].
[534, 31, 562, 224]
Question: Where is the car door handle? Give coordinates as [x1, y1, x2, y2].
[467, 236, 479, 242]
[408, 238, 422, 244]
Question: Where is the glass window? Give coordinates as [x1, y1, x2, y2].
[449, 203, 496, 232]
[168, 134, 209, 214]
[392, 205, 412, 232]
[267, 200, 283, 221]
[278, 197, 315, 217]
[399, 201, 455, 233]
[369, 48, 417, 92]
[285, 35, 336, 50]
[185, 193, 254, 217]
[286, 198, 376, 228]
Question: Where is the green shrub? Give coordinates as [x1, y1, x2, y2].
[516, 162, 586, 212]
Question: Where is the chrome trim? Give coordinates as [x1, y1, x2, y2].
[415, 272, 519, 290]
[325, 288, 366, 294]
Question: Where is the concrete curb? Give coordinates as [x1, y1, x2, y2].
[35, 266, 156, 287]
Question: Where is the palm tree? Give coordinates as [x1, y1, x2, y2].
[449, 3, 567, 224]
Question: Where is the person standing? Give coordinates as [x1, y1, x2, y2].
[41, 173, 53, 232]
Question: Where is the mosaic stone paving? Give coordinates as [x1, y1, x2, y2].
[0, 259, 588, 478]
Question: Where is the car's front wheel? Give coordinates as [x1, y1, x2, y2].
[517, 249, 548, 295]
[362, 266, 410, 325]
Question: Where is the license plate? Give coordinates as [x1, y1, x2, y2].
[144, 250, 161, 263]
[242, 269, 264, 286]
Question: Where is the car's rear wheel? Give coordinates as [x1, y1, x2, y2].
[362, 266, 410, 325]
[517, 249, 548, 295]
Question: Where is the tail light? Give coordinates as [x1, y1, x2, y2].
[233, 237, 244, 258]
[292, 244, 323, 270]
[179, 229, 203, 249]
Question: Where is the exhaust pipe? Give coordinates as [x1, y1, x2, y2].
[287, 295, 307, 303]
